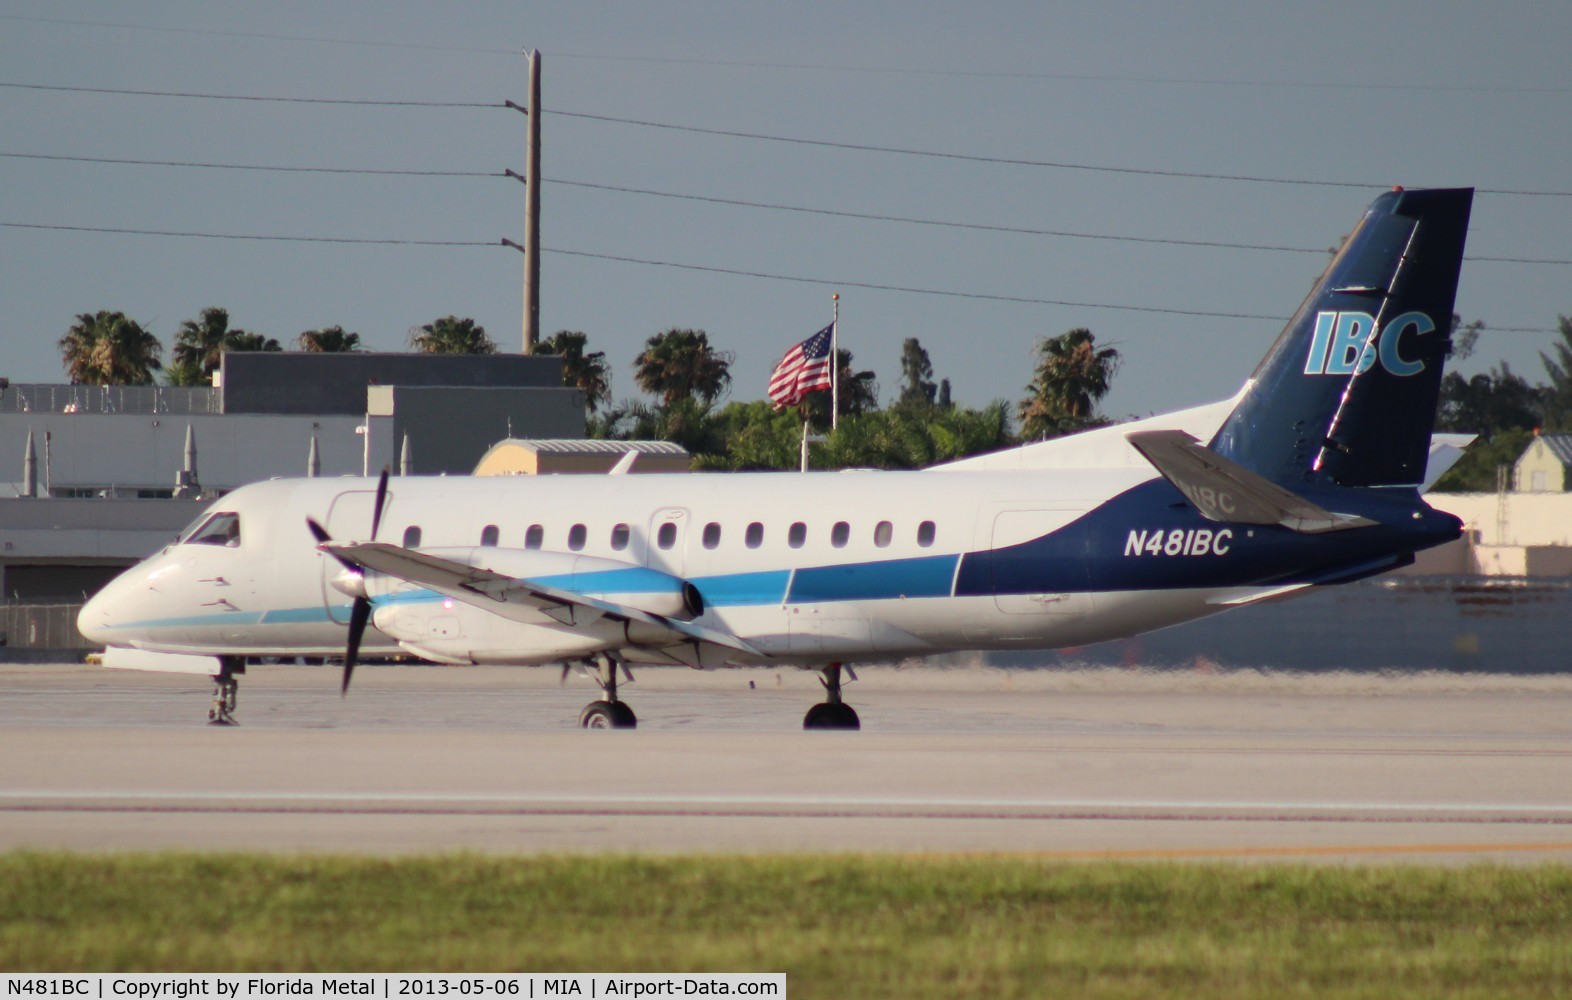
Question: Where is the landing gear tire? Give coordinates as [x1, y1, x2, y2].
[803, 663, 860, 730]
[580, 700, 637, 729]
[803, 702, 860, 730]
[577, 653, 637, 729]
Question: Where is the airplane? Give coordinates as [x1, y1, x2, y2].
[79, 186, 1473, 730]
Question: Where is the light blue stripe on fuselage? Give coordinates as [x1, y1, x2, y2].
[691, 570, 790, 607]
[260, 606, 338, 625]
[529, 566, 686, 595]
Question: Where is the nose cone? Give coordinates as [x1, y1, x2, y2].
[77, 566, 141, 646]
[77, 583, 119, 646]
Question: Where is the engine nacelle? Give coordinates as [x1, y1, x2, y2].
[373, 597, 616, 665]
[369, 546, 703, 620]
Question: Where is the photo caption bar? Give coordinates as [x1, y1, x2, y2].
[0, 976, 785, 999]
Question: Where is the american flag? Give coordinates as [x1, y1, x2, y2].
[768, 323, 834, 409]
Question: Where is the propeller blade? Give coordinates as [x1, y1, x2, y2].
[319, 473, 388, 698]
[307, 516, 363, 573]
[342, 595, 371, 696]
[370, 467, 390, 541]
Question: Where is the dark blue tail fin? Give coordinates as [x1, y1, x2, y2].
[1209, 187, 1472, 488]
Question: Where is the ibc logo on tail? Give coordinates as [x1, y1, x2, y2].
[1303, 310, 1435, 377]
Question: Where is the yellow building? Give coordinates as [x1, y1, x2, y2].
[1513, 432, 1572, 492]
[473, 439, 691, 476]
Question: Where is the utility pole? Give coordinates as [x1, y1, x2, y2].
[523, 48, 542, 353]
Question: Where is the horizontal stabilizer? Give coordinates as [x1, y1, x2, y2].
[1126, 429, 1375, 534]
[1423, 434, 1475, 492]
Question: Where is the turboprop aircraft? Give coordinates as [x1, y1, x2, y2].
[80, 187, 1473, 730]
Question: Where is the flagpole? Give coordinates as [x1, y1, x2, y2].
[831, 293, 840, 431]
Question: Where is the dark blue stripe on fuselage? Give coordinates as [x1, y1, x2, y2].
[955, 479, 1461, 596]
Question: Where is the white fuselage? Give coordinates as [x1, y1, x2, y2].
[79, 462, 1247, 668]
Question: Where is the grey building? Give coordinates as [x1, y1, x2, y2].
[1, 353, 582, 614]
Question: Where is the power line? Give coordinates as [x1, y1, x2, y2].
[549, 109, 1572, 198]
[562, 180, 1563, 264]
[0, 221, 496, 246]
[542, 247, 1560, 330]
[0, 151, 500, 178]
[0, 81, 498, 108]
[3, 148, 1328, 254]
[8, 77, 1569, 197]
[5, 220, 1556, 332]
[6, 14, 1569, 95]
[546, 247, 1286, 321]
[0, 13, 520, 56]
[548, 178, 1328, 255]
[16, 149, 1566, 262]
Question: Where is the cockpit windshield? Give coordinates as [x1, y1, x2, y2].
[183, 511, 242, 547]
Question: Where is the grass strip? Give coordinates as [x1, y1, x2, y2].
[1, 853, 1570, 998]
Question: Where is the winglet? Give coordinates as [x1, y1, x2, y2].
[1126, 429, 1375, 534]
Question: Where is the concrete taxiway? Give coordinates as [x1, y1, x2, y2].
[3, 663, 1571, 863]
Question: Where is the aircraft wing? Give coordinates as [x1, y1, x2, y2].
[1126, 429, 1375, 534]
[321, 541, 765, 662]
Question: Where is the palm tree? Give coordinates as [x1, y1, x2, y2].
[1018, 328, 1120, 439]
[896, 337, 937, 408]
[536, 330, 611, 413]
[59, 311, 162, 385]
[171, 307, 279, 382]
[297, 325, 363, 352]
[410, 316, 496, 354]
[633, 328, 732, 408]
[226, 331, 283, 353]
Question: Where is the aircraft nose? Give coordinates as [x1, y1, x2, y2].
[77, 571, 134, 646]
[77, 587, 115, 646]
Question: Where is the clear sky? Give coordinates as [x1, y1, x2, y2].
[3, 2, 1569, 420]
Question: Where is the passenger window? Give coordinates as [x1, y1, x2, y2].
[480, 524, 499, 547]
[402, 525, 422, 548]
[745, 522, 764, 549]
[917, 520, 936, 547]
[657, 522, 678, 550]
[874, 521, 893, 547]
[187, 512, 241, 547]
[524, 524, 544, 549]
[788, 522, 807, 548]
[831, 522, 850, 548]
[703, 522, 721, 549]
[568, 524, 587, 551]
[610, 523, 630, 551]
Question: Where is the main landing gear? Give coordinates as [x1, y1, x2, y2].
[803, 662, 860, 730]
[208, 656, 245, 726]
[577, 652, 637, 729]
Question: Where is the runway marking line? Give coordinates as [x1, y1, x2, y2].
[5, 790, 1572, 813]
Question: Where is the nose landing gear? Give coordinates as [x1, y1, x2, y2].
[803, 662, 860, 730]
[207, 657, 244, 726]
